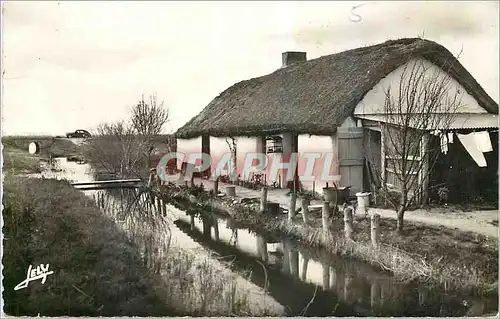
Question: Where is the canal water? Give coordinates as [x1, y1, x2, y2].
[45, 157, 497, 317]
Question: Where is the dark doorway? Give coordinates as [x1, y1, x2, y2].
[429, 130, 498, 206]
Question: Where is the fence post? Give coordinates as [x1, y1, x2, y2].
[162, 198, 167, 217]
[226, 185, 236, 197]
[344, 207, 354, 240]
[322, 201, 330, 231]
[156, 196, 161, 215]
[301, 197, 310, 225]
[260, 187, 268, 213]
[371, 213, 380, 247]
[288, 192, 297, 221]
[213, 178, 219, 195]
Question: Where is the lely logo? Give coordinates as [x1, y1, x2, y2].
[14, 263, 54, 291]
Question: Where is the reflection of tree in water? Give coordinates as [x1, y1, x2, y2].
[229, 229, 238, 246]
[289, 247, 299, 278]
[92, 187, 171, 275]
[226, 218, 238, 247]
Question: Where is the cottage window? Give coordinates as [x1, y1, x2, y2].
[266, 135, 283, 153]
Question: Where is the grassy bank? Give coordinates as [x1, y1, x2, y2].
[2, 145, 42, 175]
[156, 183, 498, 295]
[2, 176, 177, 316]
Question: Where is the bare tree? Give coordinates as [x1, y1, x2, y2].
[366, 58, 463, 233]
[131, 94, 170, 138]
[130, 94, 171, 168]
[84, 121, 149, 179]
[84, 94, 173, 180]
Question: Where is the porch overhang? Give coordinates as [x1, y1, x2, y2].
[354, 113, 499, 131]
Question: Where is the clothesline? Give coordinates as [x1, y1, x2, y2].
[432, 130, 493, 167]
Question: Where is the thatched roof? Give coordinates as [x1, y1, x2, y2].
[176, 38, 498, 139]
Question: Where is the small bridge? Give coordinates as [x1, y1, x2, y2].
[71, 179, 144, 191]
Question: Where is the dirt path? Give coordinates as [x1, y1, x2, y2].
[193, 179, 499, 238]
[368, 207, 498, 238]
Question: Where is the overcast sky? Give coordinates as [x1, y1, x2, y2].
[2, 1, 498, 135]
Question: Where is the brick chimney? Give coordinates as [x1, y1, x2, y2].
[281, 51, 307, 68]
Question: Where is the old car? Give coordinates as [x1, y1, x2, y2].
[66, 129, 91, 138]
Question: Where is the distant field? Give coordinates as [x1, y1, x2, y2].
[2, 135, 83, 157]
[2, 135, 177, 162]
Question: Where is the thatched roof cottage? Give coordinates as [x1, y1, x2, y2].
[175, 38, 498, 204]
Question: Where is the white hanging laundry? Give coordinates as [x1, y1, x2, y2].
[440, 132, 448, 154]
[457, 133, 487, 167]
[447, 132, 454, 143]
[474, 131, 493, 153]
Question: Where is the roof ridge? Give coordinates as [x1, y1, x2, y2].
[176, 38, 498, 139]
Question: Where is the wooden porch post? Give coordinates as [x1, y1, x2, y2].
[420, 133, 430, 205]
[380, 123, 387, 184]
[281, 132, 299, 190]
[331, 132, 340, 184]
[256, 136, 266, 153]
[201, 135, 211, 179]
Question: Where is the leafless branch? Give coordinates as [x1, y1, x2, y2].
[131, 93, 170, 139]
[366, 56, 464, 232]
[84, 121, 150, 179]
